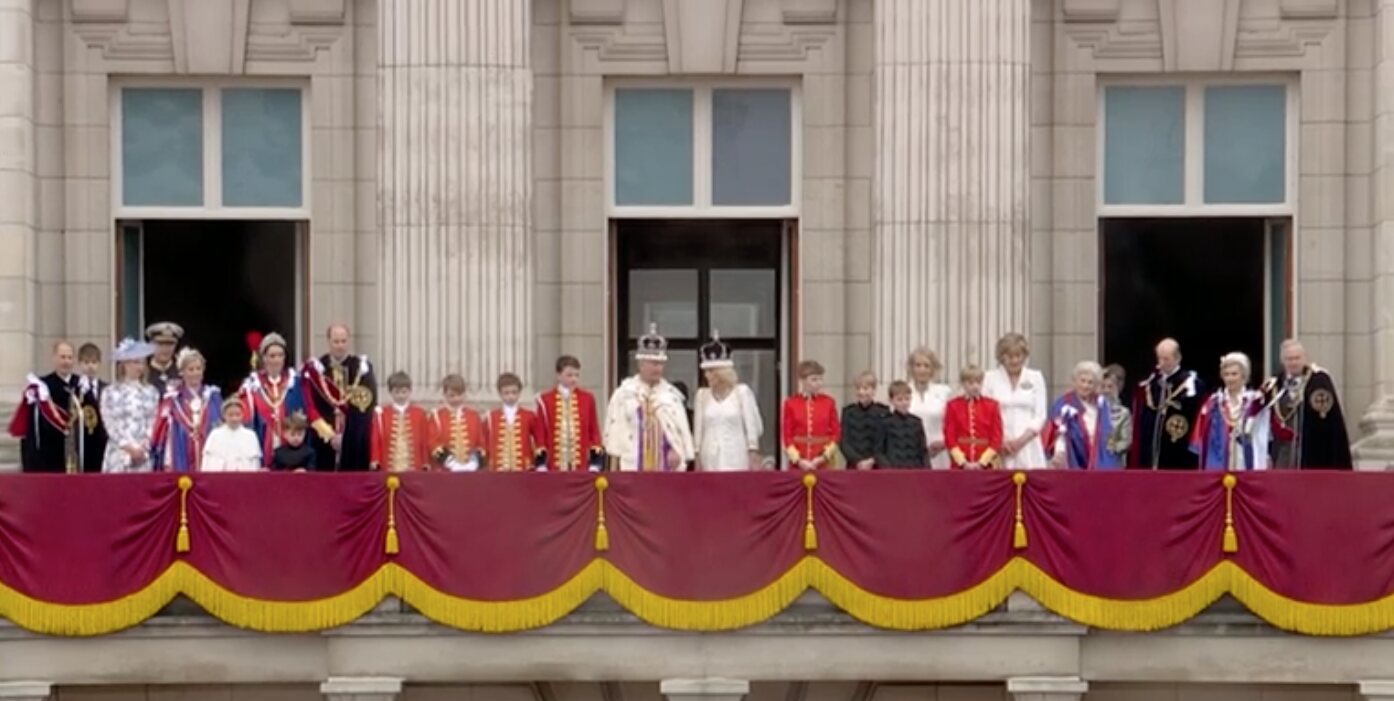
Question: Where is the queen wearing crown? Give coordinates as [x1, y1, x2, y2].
[603, 324, 696, 471]
[692, 333, 764, 471]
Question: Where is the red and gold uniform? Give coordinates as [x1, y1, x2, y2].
[944, 395, 1004, 468]
[486, 406, 546, 471]
[781, 393, 841, 468]
[430, 405, 486, 469]
[369, 404, 431, 472]
[535, 387, 603, 471]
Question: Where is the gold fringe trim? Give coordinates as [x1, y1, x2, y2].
[603, 559, 810, 631]
[803, 473, 818, 551]
[1012, 471, 1027, 550]
[385, 475, 400, 555]
[176, 475, 193, 553]
[1222, 473, 1238, 554]
[594, 476, 610, 552]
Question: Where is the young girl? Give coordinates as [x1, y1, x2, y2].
[202, 397, 264, 472]
[151, 348, 222, 472]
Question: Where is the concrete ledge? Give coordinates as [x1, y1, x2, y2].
[320, 677, 404, 694]
[0, 682, 52, 699]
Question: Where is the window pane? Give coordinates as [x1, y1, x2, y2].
[710, 269, 777, 338]
[1103, 86, 1184, 205]
[121, 88, 203, 207]
[628, 269, 698, 339]
[712, 89, 792, 206]
[731, 349, 778, 460]
[1204, 85, 1286, 204]
[222, 88, 304, 208]
[614, 89, 694, 206]
[120, 225, 142, 340]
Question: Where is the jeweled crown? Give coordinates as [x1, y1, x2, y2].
[635, 323, 669, 362]
[699, 331, 733, 370]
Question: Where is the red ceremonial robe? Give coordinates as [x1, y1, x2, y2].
[535, 387, 603, 471]
[486, 407, 546, 472]
[369, 404, 431, 472]
[781, 393, 841, 467]
[943, 395, 1004, 468]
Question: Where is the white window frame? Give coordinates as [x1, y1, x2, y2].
[111, 78, 312, 220]
[1095, 75, 1298, 218]
[605, 79, 802, 219]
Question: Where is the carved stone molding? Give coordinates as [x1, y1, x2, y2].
[570, 0, 625, 25]
[779, 0, 836, 24]
[662, 0, 744, 73]
[288, 0, 346, 24]
[69, 0, 128, 23]
[1061, 0, 1122, 22]
[737, 21, 836, 65]
[1279, 0, 1338, 20]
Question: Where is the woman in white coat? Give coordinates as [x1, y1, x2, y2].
[983, 332, 1049, 469]
[907, 347, 952, 469]
[693, 334, 764, 471]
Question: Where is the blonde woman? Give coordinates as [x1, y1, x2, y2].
[694, 334, 764, 471]
[907, 347, 952, 469]
[983, 333, 1048, 469]
[101, 339, 161, 473]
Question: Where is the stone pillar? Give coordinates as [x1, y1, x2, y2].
[0, 682, 52, 701]
[1354, 0, 1394, 467]
[321, 677, 403, 701]
[871, 0, 1031, 379]
[0, 0, 36, 395]
[1007, 677, 1088, 701]
[661, 679, 750, 701]
[378, 0, 534, 399]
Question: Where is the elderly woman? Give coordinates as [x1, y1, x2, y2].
[151, 348, 223, 472]
[693, 334, 764, 471]
[906, 347, 952, 468]
[1044, 361, 1118, 470]
[1190, 352, 1270, 471]
[101, 339, 161, 473]
[983, 333, 1048, 469]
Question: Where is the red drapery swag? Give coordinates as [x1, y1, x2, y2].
[0, 471, 1391, 637]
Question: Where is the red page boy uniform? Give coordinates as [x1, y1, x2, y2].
[781, 360, 841, 470]
[430, 404, 486, 471]
[536, 357, 604, 471]
[944, 396, 1004, 468]
[486, 404, 546, 471]
[370, 403, 431, 472]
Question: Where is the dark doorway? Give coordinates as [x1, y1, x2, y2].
[1101, 217, 1289, 392]
[119, 220, 301, 395]
[615, 219, 785, 458]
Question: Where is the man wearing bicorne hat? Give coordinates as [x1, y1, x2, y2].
[145, 321, 184, 395]
[603, 324, 695, 471]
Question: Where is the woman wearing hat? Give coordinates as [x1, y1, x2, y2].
[101, 339, 161, 472]
[239, 331, 307, 468]
[692, 333, 764, 471]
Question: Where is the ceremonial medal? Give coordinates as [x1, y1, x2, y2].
[347, 385, 373, 412]
[83, 405, 100, 434]
[1309, 389, 1334, 419]
[1165, 414, 1189, 442]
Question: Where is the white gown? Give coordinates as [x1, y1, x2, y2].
[909, 382, 952, 469]
[694, 384, 763, 471]
[201, 425, 264, 472]
[983, 366, 1049, 470]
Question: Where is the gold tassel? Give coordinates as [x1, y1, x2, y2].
[1222, 473, 1238, 554]
[1012, 471, 1028, 550]
[803, 473, 818, 551]
[176, 476, 193, 553]
[385, 475, 401, 555]
[594, 476, 610, 552]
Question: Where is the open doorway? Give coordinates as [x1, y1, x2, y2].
[1100, 217, 1291, 392]
[117, 220, 303, 394]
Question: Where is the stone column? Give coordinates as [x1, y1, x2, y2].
[0, 0, 36, 396]
[378, 0, 534, 399]
[871, 0, 1031, 379]
[1007, 677, 1088, 701]
[321, 677, 403, 701]
[1354, 0, 1394, 467]
[0, 682, 52, 701]
[661, 679, 750, 701]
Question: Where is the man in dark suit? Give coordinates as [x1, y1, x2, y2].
[8, 341, 84, 473]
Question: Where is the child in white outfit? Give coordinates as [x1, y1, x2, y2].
[202, 396, 264, 472]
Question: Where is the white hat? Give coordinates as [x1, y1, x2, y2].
[112, 338, 155, 362]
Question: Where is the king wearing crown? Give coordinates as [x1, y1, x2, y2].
[603, 324, 695, 471]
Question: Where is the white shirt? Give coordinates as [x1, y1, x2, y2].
[984, 366, 1049, 470]
[694, 384, 763, 472]
[201, 425, 263, 472]
[909, 382, 952, 469]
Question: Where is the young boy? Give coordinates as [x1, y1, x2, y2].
[876, 381, 929, 468]
[781, 360, 841, 470]
[487, 372, 546, 471]
[944, 365, 1004, 470]
[535, 356, 603, 471]
[272, 412, 316, 472]
[430, 374, 485, 472]
[839, 371, 889, 471]
[369, 371, 431, 472]
[76, 342, 108, 473]
[202, 396, 264, 472]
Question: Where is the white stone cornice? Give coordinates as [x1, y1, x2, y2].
[321, 677, 403, 701]
[661, 679, 750, 701]
[1361, 681, 1394, 700]
[1007, 677, 1089, 699]
[0, 682, 52, 701]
